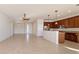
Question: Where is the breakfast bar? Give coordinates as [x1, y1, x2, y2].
[43, 28, 79, 45]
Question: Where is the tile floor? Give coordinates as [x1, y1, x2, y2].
[0, 34, 79, 54]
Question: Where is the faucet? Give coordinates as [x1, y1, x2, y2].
[59, 25, 65, 28]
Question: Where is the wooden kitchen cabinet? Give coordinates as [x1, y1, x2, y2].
[74, 16, 79, 27]
[44, 16, 79, 28]
[63, 19, 69, 28]
[44, 22, 52, 28]
[52, 22, 57, 28]
[58, 20, 63, 25]
[44, 22, 57, 28]
[59, 31, 65, 43]
[76, 33, 79, 42]
[68, 17, 75, 28]
[65, 33, 78, 42]
[59, 31, 79, 43]
[58, 20, 64, 25]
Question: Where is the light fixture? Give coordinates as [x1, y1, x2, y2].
[54, 10, 58, 25]
[22, 13, 29, 21]
[48, 15, 50, 19]
[55, 22, 58, 25]
[55, 10, 58, 20]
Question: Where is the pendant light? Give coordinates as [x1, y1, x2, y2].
[55, 10, 58, 25]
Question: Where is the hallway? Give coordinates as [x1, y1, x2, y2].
[0, 34, 79, 54]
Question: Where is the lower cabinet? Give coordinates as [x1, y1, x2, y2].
[59, 32, 79, 43]
[65, 33, 78, 42]
[59, 31, 65, 43]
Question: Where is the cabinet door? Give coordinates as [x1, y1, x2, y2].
[58, 19, 70, 28]
[44, 22, 48, 26]
[68, 18, 75, 28]
[57, 20, 65, 28]
[58, 20, 64, 25]
[74, 16, 79, 28]
[64, 19, 69, 28]
[50, 22, 53, 28]
[59, 32, 65, 43]
[44, 22, 52, 28]
[52, 22, 58, 28]
[65, 33, 78, 42]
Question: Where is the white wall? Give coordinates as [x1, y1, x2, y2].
[32, 19, 44, 36]
[0, 13, 13, 41]
[36, 19, 44, 36]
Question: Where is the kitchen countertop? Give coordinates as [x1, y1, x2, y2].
[44, 28, 79, 33]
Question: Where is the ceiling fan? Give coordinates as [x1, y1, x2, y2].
[22, 13, 30, 21]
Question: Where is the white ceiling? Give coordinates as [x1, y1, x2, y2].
[0, 4, 79, 22]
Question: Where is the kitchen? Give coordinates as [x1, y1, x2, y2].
[43, 15, 79, 44]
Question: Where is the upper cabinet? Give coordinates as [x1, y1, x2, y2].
[63, 19, 69, 28]
[57, 20, 64, 25]
[74, 16, 79, 28]
[44, 16, 79, 28]
[68, 17, 75, 28]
